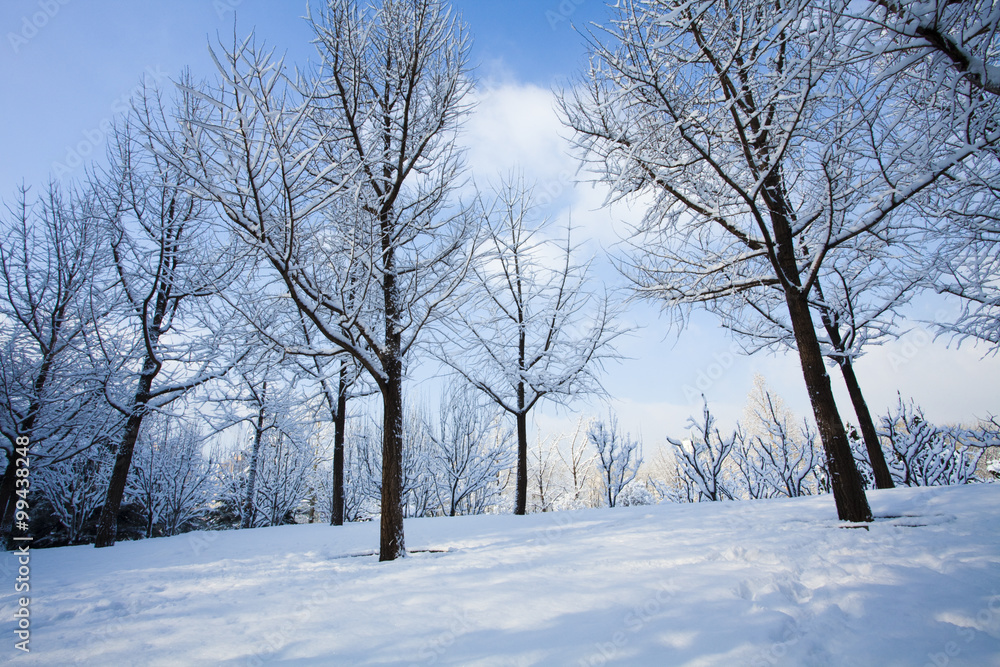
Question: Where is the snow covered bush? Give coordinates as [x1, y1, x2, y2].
[32, 445, 113, 545]
[129, 417, 213, 538]
[879, 397, 987, 487]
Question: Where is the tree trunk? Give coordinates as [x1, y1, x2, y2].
[94, 407, 147, 547]
[765, 173, 871, 523]
[810, 278, 895, 491]
[514, 384, 528, 515]
[331, 364, 347, 526]
[241, 382, 267, 530]
[838, 359, 895, 490]
[784, 290, 873, 522]
[379, 365, 405, 561]
[95, 357, 158, 548]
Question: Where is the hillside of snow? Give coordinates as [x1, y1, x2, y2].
[4, 484, 1000, 666]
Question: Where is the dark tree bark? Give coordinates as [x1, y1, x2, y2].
[812, 280, 895, 490]
[514, 396, 528, 516]
[769, 174, 872, 523]
[331, 364, 347, 526]
[838, 359, 894, 489]
[95, 358, 156, 548]
[379, 363, 405, 561]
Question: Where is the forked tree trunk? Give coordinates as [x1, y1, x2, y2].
[767, 175, 872, 523]
[838, 359, 895, 490]
[811, 280, 895, 490]
[784, 289, 873, 522]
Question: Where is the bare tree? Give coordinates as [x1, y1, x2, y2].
[440, 174, 621, 515]
[734, 378, 824, 499]
[89, 110, 238, 548]
[556, 417, 594, 509]
[560, 0, 1000, 521]
[668, 400, 735, 503]
[145, 1, 474, 561]
[588, 413, 642, 508]
[426, 384, 513, 516]
[0, 182, 115, 543]
[129, 415, 213, 538]
[716, 245, 914, 490]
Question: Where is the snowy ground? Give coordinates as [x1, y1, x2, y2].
[4, 485, 1000, 666]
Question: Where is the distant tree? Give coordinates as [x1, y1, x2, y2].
[528, 434, 562, 514]
[441, 174, 621, 515]
[556, 417, 594, 509]
[668, 400, 735, 503]
[588, 414, 643, 508]
[426, 384, 513, 517]
[129, 416, 213, 538]
[733, 378, 824, 499]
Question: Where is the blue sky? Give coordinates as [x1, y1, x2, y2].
[2, 0, 998, 446]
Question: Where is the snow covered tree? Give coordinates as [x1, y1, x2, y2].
[555, 417, 595, 510]
[668, 401, 735, 503]
[0, 183, 114, 542]
[145, 0, 475, 561]
[129, 416, 213, 538]
[716, 242, 914, 491]
[89, 109, 239, 548]
[441, 174, 621, 515]
[528, 434, 562, 514]
[560, 0, 999, 521]
[589, 413, 643, 508]
[427, 384, 514, 517]
[733, 378, 824, 499]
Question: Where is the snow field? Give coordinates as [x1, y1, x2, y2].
[3, 483, 1000, 666]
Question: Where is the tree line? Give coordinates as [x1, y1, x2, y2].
[2, 0, 999, 560]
